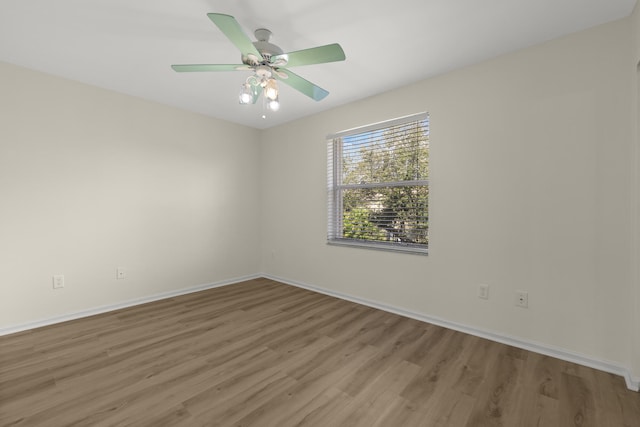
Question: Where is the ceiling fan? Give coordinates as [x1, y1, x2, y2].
[171, 13, 346, 112]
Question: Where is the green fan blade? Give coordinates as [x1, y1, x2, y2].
[171, 64, 248, 72]
[207, 13, 262, 59]
[277, 69, 329, 101]
[272, 43, 345, 68]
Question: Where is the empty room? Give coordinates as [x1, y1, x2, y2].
[1, 0, 640, 425]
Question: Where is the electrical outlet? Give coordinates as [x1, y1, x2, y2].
[516, 291, 529, 308]
[53, 275, 65, 289]
[478, 284, 489, 300]
[116, 268, 126, 280]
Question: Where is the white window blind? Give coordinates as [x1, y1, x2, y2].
[327, 112, 429, 254]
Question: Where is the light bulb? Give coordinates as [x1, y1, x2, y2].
[238, 84, 252, 104]
[264, 78, 278, 101]
[268, 98, 280, 111]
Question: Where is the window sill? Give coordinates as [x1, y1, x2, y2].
[327, 239, 428, 256]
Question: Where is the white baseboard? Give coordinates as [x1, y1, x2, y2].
[0, 273, 261, 337]
[261, 273, 640, 392]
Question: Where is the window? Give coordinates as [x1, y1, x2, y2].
[327, 112, 429, 254]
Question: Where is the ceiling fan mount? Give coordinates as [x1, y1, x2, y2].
[171, 13, 346, 110]
[254, 28, 273, 42]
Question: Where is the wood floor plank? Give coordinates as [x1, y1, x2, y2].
[233, 342, 380, 427]
[559, 371, 597, 427]
[400, 329, 470, 404]
[290, 387, 353, 427]
[465, 350, 525, 426]
[1, 278, 638, 426]
[450, 335, 498, 397]
[421, 388, 476, 426]
[331, 359, 422, 427]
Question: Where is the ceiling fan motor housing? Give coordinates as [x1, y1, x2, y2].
[249, 28, 284, 62]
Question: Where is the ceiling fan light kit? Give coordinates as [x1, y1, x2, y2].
[171, 13, 346, 116]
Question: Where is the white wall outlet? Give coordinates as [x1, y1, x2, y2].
[516, 291, 529, 308]
[116, 268, 126, 280]
[478, 284, 489, 299]
[53, 274, 65, 289]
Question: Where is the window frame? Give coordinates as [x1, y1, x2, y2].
[327, 112, 430, 255]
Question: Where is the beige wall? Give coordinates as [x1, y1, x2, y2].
[260, 17, 638, 380]
[0, 62, 261, 328]
[631, 2, 640, 382]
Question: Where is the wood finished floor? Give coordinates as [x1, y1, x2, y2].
[1, 278, 639, 426]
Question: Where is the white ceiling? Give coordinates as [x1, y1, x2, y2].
[0, 0, 636, 129]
